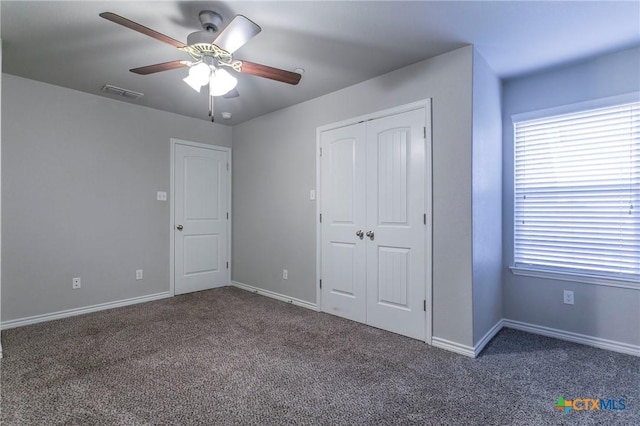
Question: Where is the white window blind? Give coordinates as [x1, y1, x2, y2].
[514, 101, 640, 282]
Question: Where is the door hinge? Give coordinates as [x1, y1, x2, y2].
[319, 279, 322, 289]
[319, 213, 322, 223]
[226, 162, 229, 171]
[320, 147, 323, 157]
[424, 213, 426, 225]
[423, 300, 427, 312]
[227, 212, 229, 220]
[226, 261, 229, 269]
[423, 127, 427, 138]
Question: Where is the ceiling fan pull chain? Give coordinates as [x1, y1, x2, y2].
[209, 86, 215, 122]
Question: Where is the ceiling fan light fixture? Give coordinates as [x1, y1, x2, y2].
[183, 74, 203, 92]
[101, 10, 298, 119]
[183, 62, 212, 92]
[209, 68, 238, 97]
[191, 62, 212, 84]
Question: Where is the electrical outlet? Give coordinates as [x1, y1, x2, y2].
[283, 269, 288, 280]
[157, 191, 167, 201]
[136, 269, 143, 280]
[72, 277, 81, 289]
[563, 290, 574, 305]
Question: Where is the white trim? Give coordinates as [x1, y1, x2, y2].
[232, 281, 318, 311]
[315, 126, 322, 313]
[170, 139, 232, 297]
[317, 99, 431, 133]
[228, 150, 233, 278]
[0, 292, 171, 330]
[474, 319, 504, 357]
[423, 100, 433, 345]
[170, 140, 175, 296]
[432, 319, 504, 358]
[431, 336, 476, 358]
[502, 319, 640, 357]
[510, 266, 639, 290]
[511, 91, 640, 123]
[432, 317, 640, 358]
[0, 40, 3, 359]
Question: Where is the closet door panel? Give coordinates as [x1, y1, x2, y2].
[365, 108, 427, 340]
[320, 123, 367, 323]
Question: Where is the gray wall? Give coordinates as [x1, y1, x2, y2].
[502, 46, 640, 346]
[232, 46, 476, 346]
[471, 50, 503, 345]
[1, 74, 231, 322]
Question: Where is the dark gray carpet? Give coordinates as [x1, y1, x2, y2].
[1, 286, 638, 425]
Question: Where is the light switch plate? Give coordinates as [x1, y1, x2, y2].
[310, 189, 316, 200]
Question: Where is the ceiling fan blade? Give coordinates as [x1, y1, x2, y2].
[213, 15, 261, 54]
[130, 60, 189, 75]
[223, 88, 240, 99]
[239, 61, 302, 85]
[100, 12, 185, 48]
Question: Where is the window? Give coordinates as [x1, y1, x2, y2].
[513, 97, 639, 286]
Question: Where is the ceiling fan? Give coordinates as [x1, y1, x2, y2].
[100, 10, 302, 121]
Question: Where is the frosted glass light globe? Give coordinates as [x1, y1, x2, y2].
[209, 68, 238, 97]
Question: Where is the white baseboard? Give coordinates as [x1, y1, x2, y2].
[0, 291, 172, 330]
[431, 336, 476, 358]
[474, 319, 504, 357]
[432, 317, 639, 359]
[3, 287, 635, 359]
[432, 320, 503, 358]
[231, 281, 318, 311]
[502, 319, 640, 357]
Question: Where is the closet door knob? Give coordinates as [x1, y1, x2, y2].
[176, 224, 183, 231]
[366, 231, 374, 241]
[356, 230, 364, 239]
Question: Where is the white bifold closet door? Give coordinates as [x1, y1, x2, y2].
[320, 107, 427, 340]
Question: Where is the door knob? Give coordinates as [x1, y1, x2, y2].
[176, 224, 183, 231]
[356, 230, 364, 239]
[366, 230, 374, 241]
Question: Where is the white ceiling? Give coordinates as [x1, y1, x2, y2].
[2, 1, 639, 125]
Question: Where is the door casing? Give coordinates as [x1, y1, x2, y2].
[316, 99, 433, 344]
[170, 138, 232, 296]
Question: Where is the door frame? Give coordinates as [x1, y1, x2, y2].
[170, 138, 232, 296]
[315, 99, 433, 344]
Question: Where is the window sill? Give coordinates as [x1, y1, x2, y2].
[509, 266, 639, 290]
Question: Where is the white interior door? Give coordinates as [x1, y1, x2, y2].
[365, 109, 426, 340]
[319, 105, 429, 341]
[320, 123, 367, 322]
[174, 143, 229, 295]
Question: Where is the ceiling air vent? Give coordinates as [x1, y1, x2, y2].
[101, 84, 144, 100]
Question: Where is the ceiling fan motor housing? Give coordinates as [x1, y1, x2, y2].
[187, 30, 217, 46]
[187, 11, 223, 46]
[199, 10, 223, 32]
